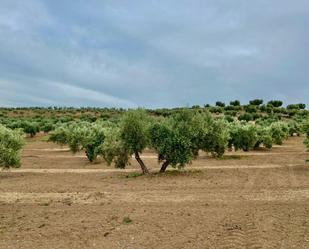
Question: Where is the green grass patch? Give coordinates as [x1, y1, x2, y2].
[122, 216, 132, 224]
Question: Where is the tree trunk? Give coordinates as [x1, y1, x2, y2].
[159, 160, 169, 173]
[134, 152, 149, 174]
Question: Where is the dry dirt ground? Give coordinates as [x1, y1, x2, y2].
[0, 136, 308, 249]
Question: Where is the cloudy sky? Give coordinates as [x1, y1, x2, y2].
[0, 0, 308, 108]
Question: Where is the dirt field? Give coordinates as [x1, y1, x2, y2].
[0, 136, 308, 249]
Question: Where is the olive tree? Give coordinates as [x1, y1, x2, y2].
[254, 125, 273, 149]
[267, 100, 283, 108]
[22, 121, 40, 137]
[201, 117, 229, 157]
[228, 122, 258, 151]
[49, 124, 70, 146]
[50, 110, 150, 173]
[117, 109, 150, 174]
[0, 125, 24, 169]
[249, 99, 263, 106]
[270, 122, 289, 145]
[49, 122, 105, 162]
[148, 111, 202, 172]
[100, 127, 131, 168]
[230, 100, 240, 106]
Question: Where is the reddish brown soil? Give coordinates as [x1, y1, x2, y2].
[0, 136, 308, 248]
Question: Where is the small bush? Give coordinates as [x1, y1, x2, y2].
[228, 123, 258, 151]
[0, 125, 24, 168]
[270, 122, 289, 145]
[249, 99, 263, 106]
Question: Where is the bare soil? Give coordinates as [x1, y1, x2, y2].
[0, 136, 308, 248]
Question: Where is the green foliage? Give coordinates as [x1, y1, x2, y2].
[0, 125, 24, 168]
[224, 115, 234, 122]
[249, 99, 263, 106]
[230, 100, 240, 106]
[201, 118, 229, 157]
[102, 109, 150, 174]
[267, 100, 283, 108]
[269, 122, 289, 145]
[100, 127, 130, 168]
[244, 105, 257, 113]
[255, 126, 273, 149]
[22, 121, 40, 137]
[215, 101, 225, 107]
[287, 120, 301, 136]
[149, 110, 217, 171]
[303, 120, 309, 151]
[122, 216, 132, 224]
[41, 122, 55, 133]
[209, 106, 223, 114]
[49, 122, 105, 162]
[287, 103, 306, 110]
[228, 123, 258, 151]
[149, 118, 194, 169]
[238, 113, 253, 122]
[120, 109, 149, 154]
[49, 125, 70, 146]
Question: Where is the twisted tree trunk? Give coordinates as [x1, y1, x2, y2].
[159, 160, 170, 173]
[134, 152, 149, 174]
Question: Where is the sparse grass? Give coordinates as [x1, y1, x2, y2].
[122, 169, 203, 179]
[122, 216, 132, 224]
[217, 155, 247, 160]
[25, 134, 50, 143]
[125, 172, 143, 178]
[154, 169, 203, 177]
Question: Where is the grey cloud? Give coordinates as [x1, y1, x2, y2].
[0, 0, 308, 108]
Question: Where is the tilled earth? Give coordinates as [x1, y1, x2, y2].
[0, 136, 308, 249]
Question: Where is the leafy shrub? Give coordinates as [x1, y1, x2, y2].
[255, 125, 273, 149]
[209, 106, 223, 114]
[230, 100, 240, 106]
[303, 120, 309, 151]
[228, 123, 258, 151]
[100, 127, 130, 169]
[201, 118, 229, 157]
[49, 125, 70, 146]
[41, 122, 55, 133]
[224, 115, 234, 122]
[0, 125, 24, 168]
[287, 103, 306, 110]
[22, 121, 40, 137]
[270, 122, 289, 145]
[149, 120, 194, 172]
[238, 113, 253, 122]
[215, 101, 225, 107]
[267, 100, 283, 108]
[249, 99, 263, 106]
[287, 120, 301, 136]
[244, 105, 257, 113]
[100, 109, 151, 174]
[119, 109, 150, 174]
[49, 122, 105, 162]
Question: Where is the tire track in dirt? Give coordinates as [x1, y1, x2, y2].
[218, 167, 265, 249]
[218, 215, 264, 249]
[258, 208, 309, 249]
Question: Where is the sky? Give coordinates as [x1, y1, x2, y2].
[0, 0, 308, 108]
